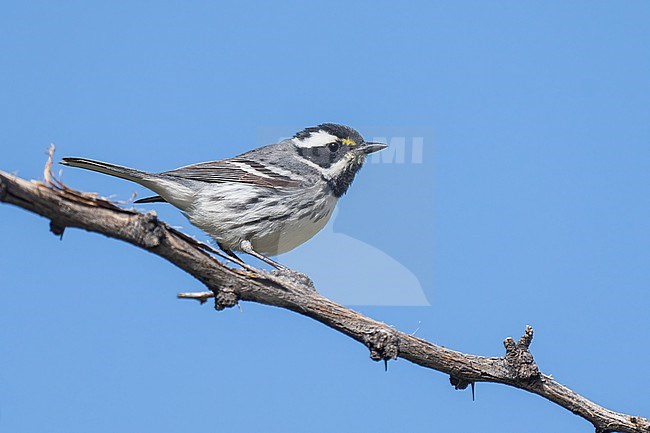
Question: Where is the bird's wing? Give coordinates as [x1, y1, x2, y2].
[163, 158, 302, 188]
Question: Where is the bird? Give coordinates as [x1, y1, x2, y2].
[61, 123, 387, 269]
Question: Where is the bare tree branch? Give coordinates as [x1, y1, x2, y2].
[1, 166, 648, 433]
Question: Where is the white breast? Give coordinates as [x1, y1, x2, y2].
[251, 195, 337, 255]
[187, 182, 338, 256]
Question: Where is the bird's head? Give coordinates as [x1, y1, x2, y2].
[291, 123, 387, 197]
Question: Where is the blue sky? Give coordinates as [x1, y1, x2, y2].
[1, 1, 649, 432]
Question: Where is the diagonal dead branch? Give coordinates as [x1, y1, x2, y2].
[0, 165, 648, 433]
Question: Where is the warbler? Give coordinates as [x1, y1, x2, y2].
[61, 123, 387, 268]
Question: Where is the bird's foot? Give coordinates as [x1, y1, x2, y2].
[270, 268, 315, 291]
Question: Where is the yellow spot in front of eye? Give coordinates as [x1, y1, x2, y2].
[341, 137, 356, 146]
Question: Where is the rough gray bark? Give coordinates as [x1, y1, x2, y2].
[1, 166, 648, 433]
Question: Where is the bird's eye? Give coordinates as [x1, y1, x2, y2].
[328, 142, 340, 153]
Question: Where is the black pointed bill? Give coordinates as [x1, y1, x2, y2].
[360, 142, 388, 154]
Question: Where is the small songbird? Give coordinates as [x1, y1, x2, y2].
[61, 123, 387, 268]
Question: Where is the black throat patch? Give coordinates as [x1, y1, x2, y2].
[325, 156, 365, 197]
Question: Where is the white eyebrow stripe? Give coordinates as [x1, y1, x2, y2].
[291, 130, 338, 148]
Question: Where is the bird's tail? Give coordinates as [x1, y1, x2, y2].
[61, 157, 151, 184]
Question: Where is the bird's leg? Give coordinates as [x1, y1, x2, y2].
[239, 240, 287, 270]
[217, 242, 243, 263]
[239, 240, 314, 289]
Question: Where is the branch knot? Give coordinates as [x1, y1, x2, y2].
[366, 328, 399, 363]
[503, 325, 540, 384]
[213, 286, 239, 311]
[136, 211, 165, 248]
[49, 220, 66, 238]
[449, 374, 472, 391]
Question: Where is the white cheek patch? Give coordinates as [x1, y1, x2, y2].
[292, 130, 338, 148]
[322, 153, 362, 179]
